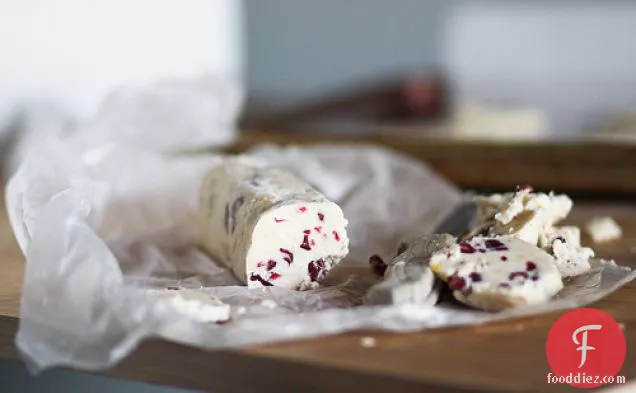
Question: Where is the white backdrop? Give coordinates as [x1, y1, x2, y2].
[442, 1, 636, 137]
[0, 0, 243, 125]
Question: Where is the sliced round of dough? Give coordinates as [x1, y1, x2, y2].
[430, 236, 563, 311]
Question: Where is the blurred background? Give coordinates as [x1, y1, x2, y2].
[2, 0, 636, 391]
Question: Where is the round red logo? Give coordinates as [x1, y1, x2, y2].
[546, 308, 626, 388]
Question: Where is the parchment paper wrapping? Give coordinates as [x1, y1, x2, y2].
[6, 130, 635, 374]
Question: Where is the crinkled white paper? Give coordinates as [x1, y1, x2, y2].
[6, 127, 635, 374]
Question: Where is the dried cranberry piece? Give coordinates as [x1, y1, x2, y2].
[279, 248, 294, 264]
[509, 271, 529, 281]
[448, 275, 467, 291]
[499, 283, 511, 289]
[308, 259, 326, 282]
[300, 233, 312, 250]
[485, 239, 505, 249]
[531, 275, 540, 281]
[478, 248, 486, 253]
[368, 254, 388, 276]
[266, 260, 277, 271]
[269, 272, 281, 280]
[299, 206, 307, 213]
[333, 230, 341, 242]
[469, 272, 482, 282]
[501, 256, 508, 261]
[274, 217, 286, 223]
[526, 261, 537, 271]
[459, 242, 476, 253]
[256, 261, 265, 268]
[314, 226, 322, 233]
[317, 213, 325, 221]
[249, 273, 273, 286]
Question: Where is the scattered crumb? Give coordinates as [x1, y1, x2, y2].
[585, 216, 622, 243]
[360, 336, 377, 348]
[260, 299, 278, 309]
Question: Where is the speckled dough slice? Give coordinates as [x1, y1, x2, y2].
[430, 236, 563, 311]
[199, 156, 349, 290]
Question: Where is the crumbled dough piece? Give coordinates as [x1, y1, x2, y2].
[471, 187, 593, 278]
[360, 337, 377, 348]
[364, 234, 456, 306]
[585, 216, 622, 243]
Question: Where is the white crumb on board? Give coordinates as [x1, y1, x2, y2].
[360, 337, 377, 348]
[585, 216, 622, 243]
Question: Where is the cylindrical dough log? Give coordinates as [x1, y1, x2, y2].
[199, 156, 349, 290]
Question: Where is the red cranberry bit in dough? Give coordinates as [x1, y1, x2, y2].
[478, 248, 486, 253]
[310, 239, 316, 247]
[469, 272, 482, 282]
[274, 217, 286, 223]
[266, 260, 277, 271]
[501, 256, 508, 261]
[280, 248, 294, 265]
[531, 275, 540, 281]
[509, 271, 529, 281]
[460, 242, 476, 253]
[256, 261, 265, 268]
[269, 272, 281, 280]
[249, 273, 273, 286]
[448, 275, 467, 291]
[499, 283, 511, 289]
[333, 230, 341, 241]
[317, 213, 325, 221]
[299, 206, 307, 213]
[484, 239, 505, 249]
[368, 254, 388, 276]
[308, 259, 326, 282]
[314, 226, 322, 233]
[526, 261, 537, 271]
[300, 233, 312, 251]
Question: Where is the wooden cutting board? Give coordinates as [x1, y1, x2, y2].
[0, 188, 634, 392]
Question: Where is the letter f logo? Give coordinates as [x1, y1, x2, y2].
[572, 324, 602, 368]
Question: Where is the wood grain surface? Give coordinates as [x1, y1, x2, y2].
[225, 131, 636, 197]
[0, 191, 634, 392]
